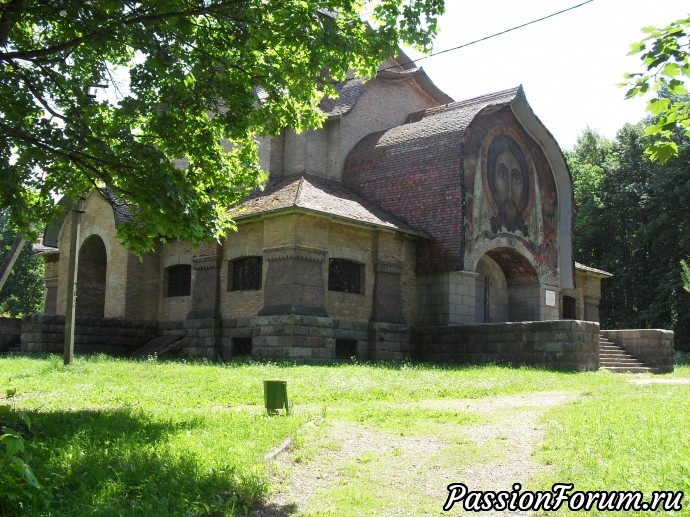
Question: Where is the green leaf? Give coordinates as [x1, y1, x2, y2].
[661, 62, 681, 78]
[6, 387, 16, 398]
[16, 411, 31, 429]
[0, 432, 25, 456]
[0, 404, 10, 415]
[10, 457, 42, 489]
[647, 98, 670, 115]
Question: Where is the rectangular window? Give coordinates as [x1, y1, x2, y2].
[230, 257, 262, 291]
[328, 259, 361, 294]
[166, 264, 191, 297]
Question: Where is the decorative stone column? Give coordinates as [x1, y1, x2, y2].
[259, 245, 328, 317]
[184, 255, 221, 358]
[371, 262, 405, 324]
[44, 277, 58, 315]
[189, 255, 220, 319]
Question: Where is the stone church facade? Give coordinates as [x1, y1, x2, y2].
[31, 53, 616, 369]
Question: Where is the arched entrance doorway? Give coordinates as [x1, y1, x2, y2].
[475, 247, 540, 322]
[76, 235, 107, 318]
[475, 255, 509, 323]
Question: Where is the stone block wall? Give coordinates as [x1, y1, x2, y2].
[368, 322, 410, 361]
[413, 320, 600, 371]
[248, 315, 409, 362]
[21, 314, 158, 355]
[601, 329, 674, 373]
[181, 316, 221, 359]
[418, 271, 478, 325]
[0, 317, 21, 351]
[220, 317, 254, 360]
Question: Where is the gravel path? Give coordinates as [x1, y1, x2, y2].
[253, 391, 578, 516]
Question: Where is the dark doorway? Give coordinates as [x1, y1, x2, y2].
[77, 235, 107, 318]
[563, 296, 577, 319]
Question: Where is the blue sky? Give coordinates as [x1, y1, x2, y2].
[404, 0, 688, 150]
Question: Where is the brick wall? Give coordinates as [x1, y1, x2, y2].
[413, 320, 600, 371]
[344, 127, 464, 272]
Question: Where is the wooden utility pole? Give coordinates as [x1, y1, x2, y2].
[63, 197, 84, 365]
[0, 235, 26, 294]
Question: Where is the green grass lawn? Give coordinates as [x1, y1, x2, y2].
[1, 354, 688, 516]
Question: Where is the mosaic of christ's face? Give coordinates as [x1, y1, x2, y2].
[486, 135, 530, 235]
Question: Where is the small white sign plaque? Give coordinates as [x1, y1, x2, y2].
[545, 290, 556, 307]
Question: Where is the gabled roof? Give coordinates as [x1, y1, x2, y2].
[575, 262, 613, 278]
[319, 78, 367, 117]
[43, 190, 133, 248]
[228, 174, 428, 237]
[365, 86, 522, 151]
[319, 50, 453, 118]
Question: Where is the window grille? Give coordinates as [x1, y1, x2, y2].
[328, 259, 361, 294]
[230, 256, 263, 291]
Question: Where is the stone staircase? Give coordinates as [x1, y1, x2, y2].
[599, 334, 650, 373]
[0, 344, 21, 355]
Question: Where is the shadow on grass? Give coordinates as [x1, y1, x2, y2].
[250, 501, 299, 516]
[217, 356, 590, 374]
[16, 409, 260, 517]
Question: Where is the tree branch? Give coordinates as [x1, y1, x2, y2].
[0, 0, 248, 63]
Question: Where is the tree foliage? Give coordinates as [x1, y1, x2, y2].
[568, 124, 690, 351]
[623, 16, 690, 163]
[0, 211, 43, 317]
[0, 0, 444, 254]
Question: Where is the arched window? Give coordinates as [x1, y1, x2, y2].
[166, 264, 191, 297]
[229, 256, 263, 291]
[328, 259, 362, 294]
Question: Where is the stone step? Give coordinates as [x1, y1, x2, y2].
[601, 366, 652, 374]
[600, 361, 647, 367]
[598, 334, 651, 373]
[599, 355, 637, 361]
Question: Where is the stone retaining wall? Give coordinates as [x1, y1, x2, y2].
[250, 315, 372, 362]
[21, 314, 158, 355]
[413, 320, 600, 371]
[0, 317, 21, 351]
[13, 314, 610, 371]
[601, 329, 674, 373]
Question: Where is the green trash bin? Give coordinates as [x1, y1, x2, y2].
[263, 380, 289, 415]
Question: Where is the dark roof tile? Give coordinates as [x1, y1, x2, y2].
[228, 174, 427, 236]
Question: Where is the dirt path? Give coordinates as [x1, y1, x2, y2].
[253, 391, 578, 516]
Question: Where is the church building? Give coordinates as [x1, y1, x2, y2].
[32, 52, 615, 369]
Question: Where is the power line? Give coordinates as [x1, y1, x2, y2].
[379, 0, 595, 72]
